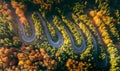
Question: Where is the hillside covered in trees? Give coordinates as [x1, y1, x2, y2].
[0, 0, 120, 71]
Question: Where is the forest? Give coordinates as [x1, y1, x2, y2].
[0, 0, 120, 71]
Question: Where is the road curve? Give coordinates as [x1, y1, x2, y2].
[61, 18, 86, 54]
[84, 22, 108, 67]
[8, 3, 36, 43]
[92, 35, 108, 68]
[35, 12, 63, 48]
[90, 18, 108, 68]
[66, 14, 108, 67]
[76, 15, 108, 68]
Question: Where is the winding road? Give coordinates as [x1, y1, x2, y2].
[90, 20, 108, 68]
[8, 3, 36, 43]
[35, 13, 86, 53]
[8, 2, 108, 68]
[61, 18, 86, 54]
[35, 12, 63, 48]
[74, 14, 108, 68]
[65, 13, 108, 67]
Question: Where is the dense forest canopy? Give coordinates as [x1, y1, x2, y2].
[0, 0, 120, 71]
[4, 0, 120, 16]
[7, 0, 120, 9]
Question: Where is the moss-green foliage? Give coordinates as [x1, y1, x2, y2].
[0, 16, 13, 39]
[0, 15, 22, 48]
